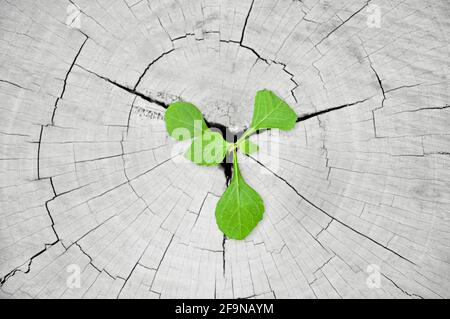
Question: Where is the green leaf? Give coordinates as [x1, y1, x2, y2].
[185, 130, 229, 166]
[250, 89, 297, 131]
[165, 101, 208, 141]
[239, 139, 259, 155]
[215, 150, 264, 239]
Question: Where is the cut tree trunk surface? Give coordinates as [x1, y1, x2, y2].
[0, 0, 449, 299]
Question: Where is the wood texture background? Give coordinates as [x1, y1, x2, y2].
[0, 0, 449, 298]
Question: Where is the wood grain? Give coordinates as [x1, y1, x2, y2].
[0, 0, 449, 298]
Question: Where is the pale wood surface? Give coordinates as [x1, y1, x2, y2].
[0, 0, 449, 298]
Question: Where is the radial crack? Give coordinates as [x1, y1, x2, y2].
[149, 234, 175, 291]
[133, 49, 175, 90]
[0, 238, 60, 287]
[51, 36, 88, 124]
[240, 0, 255, 44]
[296, 97, 371, 122]
[382, 274, 425, 299]
[76, 64, 169, 109]
[248, 156, 416, 265]
[74, 242, 101, 273]
[221, 0, 299, 102]
[0, 79, 31, 90]
[37, 125, 44, 180]
[315, 0, 372, 48]
[222, 235, 226, 277]
[369, 64, 386, 110]
[393, 104, 450, 114]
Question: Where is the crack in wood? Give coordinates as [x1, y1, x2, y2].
[51, 36, 88, 124]
[1, 0, 449, 299]
[248, 155, 417, 266]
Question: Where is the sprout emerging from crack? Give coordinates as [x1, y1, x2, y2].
[165, 89, 297, 239]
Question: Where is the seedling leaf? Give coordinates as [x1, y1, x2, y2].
[215, 150, 264, 239]
[250, 89, 297, 131]
[165, 101, 208, 141]
[165, 89, 298, 240]
[185, 130, 229, 166]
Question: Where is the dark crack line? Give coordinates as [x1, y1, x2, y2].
[276, 61, 299, 103]
[79, 63, 239, 146]
[172, 31, 219, 43]
[103, 269, 118, 280]
[60, 37, 88, 98]
[15, 152, 178, 289]
[240, 0, 255, 44]
[149, 233, 175, 291]
[65, 63, 236, 188]
[385, 83, 422, 94]
[372, 110, 378, 137]
[37, 125, 44, 180]
[191, 192, 211, 229]
[222, 41, 300, 102]
[0, 131, 30, 137]
[233, 98, 371, 145]
[156, 16, 173, 42]
[313, 256, 335, 274]
[315, 219, 333, 238]
[382, 274, 424, 299]
[0, 235, 60, 287]
[2, 176, 69, 288]
[74, 242, 102, 273]
[51, 36, 88, 124]
[222, 235, 226, 277]
[117, 262, 139, 298]
[133, 49, 175, 90]
[76, 64, 169, 109]
[315, 0, 371, 48]
[172, 33, 194, 41]
[186, 244, 224, 254]
[116, 226, 166, 299]
[0, 250, 41, 286]
[0, 79, 31, 91]
[220, 0, 299, 103]
[44, 177, 63, 247]
[156, 234, 174, 271]
[296, 97, 370, 122]
[362, 42, 385, 138]
[393, 104, 450, 114]
[248, 155, 416, 266]
[75, 206, 151, 283]
[220, 39, 270, 64]
[369, 64, 386, 110]
[73, 152, 123, 164]
[126, 96, 137, 135]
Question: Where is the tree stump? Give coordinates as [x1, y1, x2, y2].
[0, 0, 449, 298]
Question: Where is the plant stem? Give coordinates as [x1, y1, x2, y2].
[227, 127, 256, 154]
[237, 127, 256, 144]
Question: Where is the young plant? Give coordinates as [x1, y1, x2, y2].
[165, 89, 297, 239]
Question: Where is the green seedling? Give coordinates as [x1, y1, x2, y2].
[164, 89, 297, 239]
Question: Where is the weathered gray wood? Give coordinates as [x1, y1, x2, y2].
[0, 0, 449, 298]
